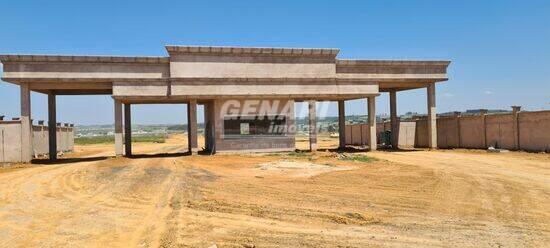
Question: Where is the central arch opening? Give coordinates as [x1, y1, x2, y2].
[124, 103, 205, 158]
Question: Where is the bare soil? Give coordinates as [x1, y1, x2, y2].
[0, 134, 549, 247]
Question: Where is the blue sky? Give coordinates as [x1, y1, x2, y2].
[1, 0, 549, 125]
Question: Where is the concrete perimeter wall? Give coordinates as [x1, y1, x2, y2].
[0, 121, 75, 162]
[345, 109, 550, 152]
[457, 115, 485, 149]
[344, 124, 369, 146]
[353, 121, 416, 148]
[0, 121, 22, 162]
[518, 111, 550, 151]
[485, 114, 515, 149]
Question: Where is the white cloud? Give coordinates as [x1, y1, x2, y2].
[443, 92, 454, 97]
[484, 90, 493, 95]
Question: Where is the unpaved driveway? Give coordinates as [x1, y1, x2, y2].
[0, 156, 216, 247]
[0, 138, 549, 247]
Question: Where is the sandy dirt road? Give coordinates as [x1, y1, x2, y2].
[0, 135, 549, 247]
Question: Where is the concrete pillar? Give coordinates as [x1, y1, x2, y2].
[454, 111, 462, 148]
[124, 104, 132, 156]
[427, 84, 437, 149]
[367, 96, 377, 151]
[187, 100, 198, 154]
[210, 101, 217, 153]
[114, 100, 123, 156]
[338, 100, 346, 150]
[203, 100, 217, 153]
[20, 83, 32, 162]
[308, 100, 317, 152]
[48, 93, 57, 161]
[479, 109, 488, 148]
[212, 100, 220, 153]
[288, 99, 296, 144]
[389, 90, 399, 149]
[512, 106, 521, 150]
[203, 102, 211, 151]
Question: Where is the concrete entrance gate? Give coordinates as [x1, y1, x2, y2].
[0, 45, 450, 162]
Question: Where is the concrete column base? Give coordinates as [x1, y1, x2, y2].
[427, 84, 437, 149]
[338, 100, 346, 150]
[368, 96, 377, 151]
[187, 100, 198, 154]
[48, 93, 57, 161]
[114, 100, 123, 156]
[20, 83, 33, 163]
[389, 90, 399, 149]
[124, 104, 132, 156]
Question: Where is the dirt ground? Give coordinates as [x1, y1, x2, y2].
[0, 134, 549, 247]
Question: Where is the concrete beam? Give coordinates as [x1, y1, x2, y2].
[34, 89, 112, 96]
[338, 100, 346, 149]
[427, 84, 437, 149]
[114, 94, 369, 104]
[389, 90, 398, 149]
[1, 58, 169, 81]
[308, 100, 317, 152]
[30, 82, 113, 90]
[187, 100, 198, 154]
[114, 100, 123, 156]
[168, 49, 337, 78]
[48, 94, 57, 161]
[368, 96, 377, 151]
[378, 81, 431, 91]
[20, 83, 32, 162]
[115, 80, 379, 98]
[336, 59, 450, 83]
[124, 104, 132, 156]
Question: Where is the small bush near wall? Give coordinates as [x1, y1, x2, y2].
[339, 154, 377, 163]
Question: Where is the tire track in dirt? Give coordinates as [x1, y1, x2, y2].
[0, 137, 202, 246]
[1, 138, 549, 247]
[0, 153, 203, 246]
[368, 150, 550, 246]
[154, 163, 218, 247]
